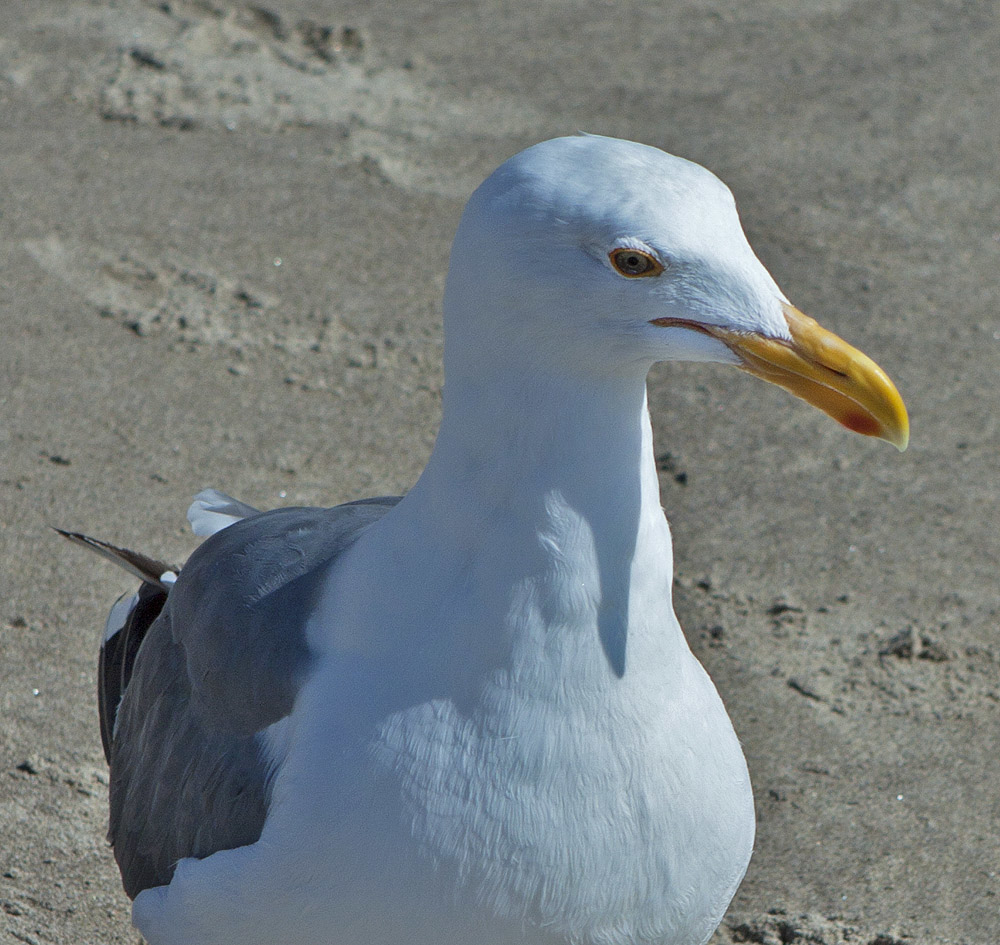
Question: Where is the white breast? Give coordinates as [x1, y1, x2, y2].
[264, 488, 754, 945]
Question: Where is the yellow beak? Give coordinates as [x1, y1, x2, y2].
[651, 302, 909, 450]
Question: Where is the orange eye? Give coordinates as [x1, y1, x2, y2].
[609, 247, 664, 278]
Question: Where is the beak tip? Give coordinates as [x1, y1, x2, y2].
[865, 409, 908, 451]
[881, 399, 909, 452]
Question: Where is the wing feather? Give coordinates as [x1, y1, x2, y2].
[65, 495, 401, 897]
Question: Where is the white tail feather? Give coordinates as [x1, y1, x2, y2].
[187, 488, 261, 537]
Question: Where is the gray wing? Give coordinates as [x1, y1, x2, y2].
[105, 497, 401, 898]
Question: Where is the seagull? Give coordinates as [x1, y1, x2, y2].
[63, 134, 908, 945]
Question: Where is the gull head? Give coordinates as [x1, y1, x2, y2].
[443, 134, 908, 449]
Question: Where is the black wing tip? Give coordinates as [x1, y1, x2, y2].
[53, 526, 179, 591]
[52, 525, 82, 540]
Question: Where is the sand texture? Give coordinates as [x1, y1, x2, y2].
[2, 0, 998, 943]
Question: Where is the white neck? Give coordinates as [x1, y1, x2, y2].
[421, 361, 654, 531]
[398, 356, 677, 679]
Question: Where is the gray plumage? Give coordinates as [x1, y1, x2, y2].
[64, 495, 400, 898]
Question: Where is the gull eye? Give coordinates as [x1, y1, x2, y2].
[609, 247, 664, 278]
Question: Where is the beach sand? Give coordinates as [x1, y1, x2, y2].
[1, 1, 997, 942]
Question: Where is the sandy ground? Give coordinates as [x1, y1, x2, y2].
[1, 0, 998, 942]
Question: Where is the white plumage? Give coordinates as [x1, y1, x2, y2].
[79, 135, 907, 945]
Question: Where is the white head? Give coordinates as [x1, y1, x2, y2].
[444, 135, 786, 377]
[443, 135, 907, 449]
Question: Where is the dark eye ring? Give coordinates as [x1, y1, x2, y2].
[609, 247, 664, 278]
